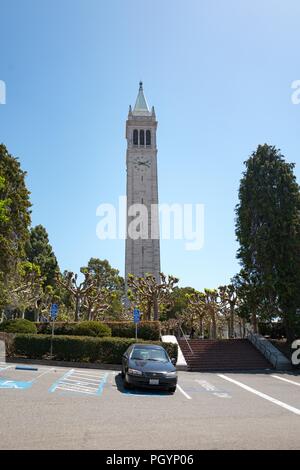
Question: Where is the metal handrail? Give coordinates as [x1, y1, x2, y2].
[179, 324, 194, 355]
[246, 328, 278, 368]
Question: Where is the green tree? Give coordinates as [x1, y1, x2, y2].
[218, 284, 239, 338]
[235, 144, 300, 342]
[0, 176, 10, 224]
[127, 273, 179, 320]
[161, 286, 196, 321]
[84, 258, 124, 317]
[0, 144, 31, 274]
[26, 224, 59, 288]
[5, 261, 43, 319]
[56, 270, 95, 321]
[185, 291, 207, 337]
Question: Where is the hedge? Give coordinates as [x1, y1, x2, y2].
[13, 334, 178, 364]
[105, 321, 160, 340]
[0, 319, 37, 334]
[72, 321, 111, 338]
[35, 321, 160, 341]
[35, 322, 75, 336]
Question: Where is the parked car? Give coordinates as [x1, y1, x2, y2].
[122, 343, 177, 393]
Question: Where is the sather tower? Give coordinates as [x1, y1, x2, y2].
[125, 82, 160, 282]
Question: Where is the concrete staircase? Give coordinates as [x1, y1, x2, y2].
[178, 338, 272, 371]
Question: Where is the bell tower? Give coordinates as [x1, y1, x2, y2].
[125, 82, 161, 282]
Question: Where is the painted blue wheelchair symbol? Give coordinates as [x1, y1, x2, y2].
[0, 379, 32, 390]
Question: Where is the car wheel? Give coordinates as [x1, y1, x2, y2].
[169, 386, 176, 394]
[124, 376, 132, 389]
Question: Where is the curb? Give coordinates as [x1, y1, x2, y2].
[6, 357, 122, 371]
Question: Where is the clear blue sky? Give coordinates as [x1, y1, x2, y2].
[1, 0, 300, 290]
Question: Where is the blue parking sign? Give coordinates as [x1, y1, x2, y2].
[50, 304, 58, 320]
[133, 308, 140, 324]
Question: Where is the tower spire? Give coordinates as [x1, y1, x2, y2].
[133, 81, 150, 115]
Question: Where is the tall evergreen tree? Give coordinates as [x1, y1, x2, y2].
[0, 144, 31, 273]
[26, 225, 59, 288]
[235, 144, 300, 342]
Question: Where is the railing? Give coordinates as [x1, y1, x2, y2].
[179, 324, 194, 355]
[246, 328, 278, 368]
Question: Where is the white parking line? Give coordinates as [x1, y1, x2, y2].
[218, 374, 300, 416]
[69, 371, 104, 379]
[60, 377, 101, 387]
[177, 384, 192, 400]
[271, 375, 300, 387]
[70, 375, 101, 382]
[55, 385, 97, 395]
[30, 368, 55, 383]
[49, 369, 109, 396]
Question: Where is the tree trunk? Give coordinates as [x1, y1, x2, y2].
[153, 295, 159, 321]
[238, 319, 242, 338]
[88, 307, 93, 321]
[75, 297, 80, 322]
[242, 317, 246, 338]
[199, 317, 203, 338]
[251, 311, 257, 333]
[230, 306, 235, 338]
[211, 313, 217, 339]
[146, 301, 151, 320]
[227, 319, 230, 339]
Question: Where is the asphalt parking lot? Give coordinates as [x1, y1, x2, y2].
[0, 361, 300, 450]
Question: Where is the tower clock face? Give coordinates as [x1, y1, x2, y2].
[133, 157, 151, 170]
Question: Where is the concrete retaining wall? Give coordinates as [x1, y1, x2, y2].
[161, 335, 187, 370]
[247, 330, 292, 370]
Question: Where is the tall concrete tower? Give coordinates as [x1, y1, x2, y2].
[125, 82, 161, 282]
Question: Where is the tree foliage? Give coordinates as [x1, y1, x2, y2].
[0, 144, 31, 273]
[127, 273, 179, 320]
[235, 144, 300, 341]
[26, 225, 59, 288]
[4, 261, 44, 318]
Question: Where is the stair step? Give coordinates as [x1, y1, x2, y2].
[177, 338, 271, 371]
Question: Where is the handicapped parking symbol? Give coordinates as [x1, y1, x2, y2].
[0, 379, 32, 390]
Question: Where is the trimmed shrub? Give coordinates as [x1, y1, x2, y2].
[13, 334, 178, 364]
[105, 321, 160, 340]
[0, 319, 37, 334]
[35, 322, 75, 336]
[35, 321, 160, 340]
[73, 321, 111, 338]
[14, 334, 51, 358]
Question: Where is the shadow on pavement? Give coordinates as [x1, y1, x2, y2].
[114, 373, 173, 396]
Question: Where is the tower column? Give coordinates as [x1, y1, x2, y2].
[125, 82, 161, 283]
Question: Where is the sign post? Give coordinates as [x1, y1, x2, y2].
[50, 304, 58, 358]
[133, 308, 140, 342]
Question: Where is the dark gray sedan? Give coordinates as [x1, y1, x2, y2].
[122, 344, 177, 393]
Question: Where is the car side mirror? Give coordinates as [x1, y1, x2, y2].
[171, 358, 176, 365]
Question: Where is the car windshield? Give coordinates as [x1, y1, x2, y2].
[131, 348, 168, 362]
